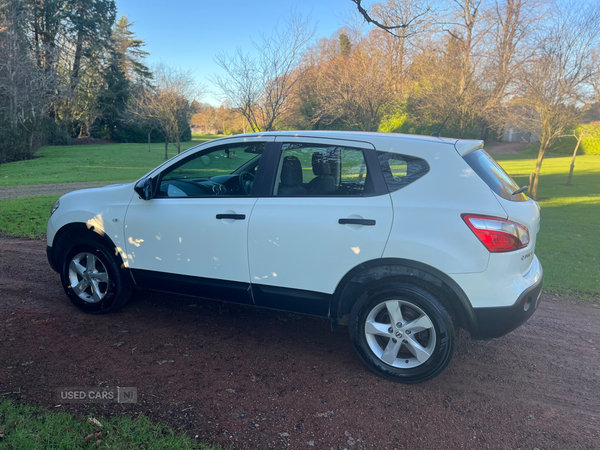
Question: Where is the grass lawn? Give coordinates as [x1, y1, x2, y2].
[494, 150, 600, 299]
[0, 399, 222, 449]
[0, 134, 221, 187]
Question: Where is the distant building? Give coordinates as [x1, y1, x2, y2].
[500, 128, 539, 143]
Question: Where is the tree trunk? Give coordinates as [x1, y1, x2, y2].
[531, 144, 547, 201]
[175, 133, 181, 154]
[71, 27, 85, 91]
[566, 135, 583, 186]
[164, 137, 169, 160]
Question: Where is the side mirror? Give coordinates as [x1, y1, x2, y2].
[134, 177, 154, 200]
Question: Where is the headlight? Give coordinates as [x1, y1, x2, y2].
[50, 199, 60, 216]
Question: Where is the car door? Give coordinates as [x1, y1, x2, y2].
[124, 136, 274, 304]
[247, 136, 394, 315]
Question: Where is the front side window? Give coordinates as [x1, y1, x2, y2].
[274, 143, 368, 196]
[157, 143, 264, 198]
[377, 151, 430, 193]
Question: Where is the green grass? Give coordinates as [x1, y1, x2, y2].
[0, 134, 221, 187]
[0, 195, 60, 239]
[0, 399, 222, 449]
[494, 152, 600, 298]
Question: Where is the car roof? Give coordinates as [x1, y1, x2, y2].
[224, 130, 483, 156]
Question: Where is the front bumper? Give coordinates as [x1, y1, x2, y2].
[473, 274, 543, 339]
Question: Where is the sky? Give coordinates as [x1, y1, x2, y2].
[116, 0, 357, 105]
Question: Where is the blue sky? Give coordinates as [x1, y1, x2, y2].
[116, 0, 356, 104]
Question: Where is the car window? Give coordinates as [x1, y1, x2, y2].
[463, 149, 527, 202]
[157, 143, 264, 198]
[377, 151, 430, 193]
[274, 143, 368, 196]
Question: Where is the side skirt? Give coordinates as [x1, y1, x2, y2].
[130, 269, 331, 317]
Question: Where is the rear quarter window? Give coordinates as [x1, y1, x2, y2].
[377, 152, 430, 193]
[463, 149, 527, 202]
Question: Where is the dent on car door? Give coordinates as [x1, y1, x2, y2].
[247, 138, 393, 316]
[124, 138, 275, 303]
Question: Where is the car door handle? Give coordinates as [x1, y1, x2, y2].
[216, 214, 246, 220]
[338, 218, 376, 226]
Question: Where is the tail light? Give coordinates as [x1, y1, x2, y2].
[462, 214, 529, 253]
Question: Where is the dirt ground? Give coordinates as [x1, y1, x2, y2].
[1, 237, 599, 449]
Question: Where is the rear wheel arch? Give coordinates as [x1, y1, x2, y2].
[330, 258, 479, 338]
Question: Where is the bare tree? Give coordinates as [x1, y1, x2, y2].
[494, 2, 600, 199]
[128, 65, 202, 159]
[0, 0, 56, 162]
[310, 32, 394, 131]
[212, 13, 314, 132]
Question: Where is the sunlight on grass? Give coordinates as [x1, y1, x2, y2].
[0, 134, 221, 187]
[495, 154, 600, 298]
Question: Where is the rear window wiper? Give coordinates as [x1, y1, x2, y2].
[512, 185, 528, 195]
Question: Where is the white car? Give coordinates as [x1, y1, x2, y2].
[47, 131, 543, 383]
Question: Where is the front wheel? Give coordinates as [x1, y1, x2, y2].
[60, 240, 131, 314]
[349, 281, 455, 383]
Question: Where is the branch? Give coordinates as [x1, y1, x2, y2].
[351, 0, 431, 38]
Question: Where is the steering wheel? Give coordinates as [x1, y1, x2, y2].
[239, 171, 255, 195]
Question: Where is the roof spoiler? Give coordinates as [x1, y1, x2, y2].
[454, 140, 484, 156]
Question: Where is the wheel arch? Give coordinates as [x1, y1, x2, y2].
[330, 258, 479, 338]
[48, 223, 130, 278]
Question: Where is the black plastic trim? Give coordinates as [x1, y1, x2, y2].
[258, 142, 283, 197]
[338, 218, 376, 226]
[47, 245, 59, 273]
[216, 214, 246, 220]
[474, 275, 543, 340]
[252, 284, 331, 317]
[130, 269, 254, 305]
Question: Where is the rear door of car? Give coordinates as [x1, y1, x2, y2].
[247, 136, 393, 316]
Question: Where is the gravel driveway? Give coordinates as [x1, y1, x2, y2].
[1, 237, 599, 449]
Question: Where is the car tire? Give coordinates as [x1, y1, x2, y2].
[349, 281, 455, 383]
[60, 238, 131, 314]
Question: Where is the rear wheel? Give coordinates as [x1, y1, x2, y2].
[60, 239, 131, 314]
[349, 281, 455, 383]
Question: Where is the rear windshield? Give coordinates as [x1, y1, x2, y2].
[463, 149, 527, 202]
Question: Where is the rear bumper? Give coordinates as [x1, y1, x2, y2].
[473, 273, 543, 340]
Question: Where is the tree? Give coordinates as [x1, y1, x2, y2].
[304, 31, 394, 131]
[0, 0, 56, 162]
[128, 65, 201, 159]
[212, 13, 314, 131]
[494, 2, 600, 200]
[111, 14, 152, 83]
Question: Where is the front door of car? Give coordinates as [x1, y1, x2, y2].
[247, 137, 394, 315]
[124, 137, 274, 303]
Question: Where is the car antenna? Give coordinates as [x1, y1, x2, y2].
[431, 115, 450, 138]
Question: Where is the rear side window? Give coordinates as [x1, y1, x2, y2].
[463, 149, 527, 202]
[377, 152, 430, 193]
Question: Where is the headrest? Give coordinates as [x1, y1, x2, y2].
[280, 156, 303, 186]
[312, 152, 331, 176]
